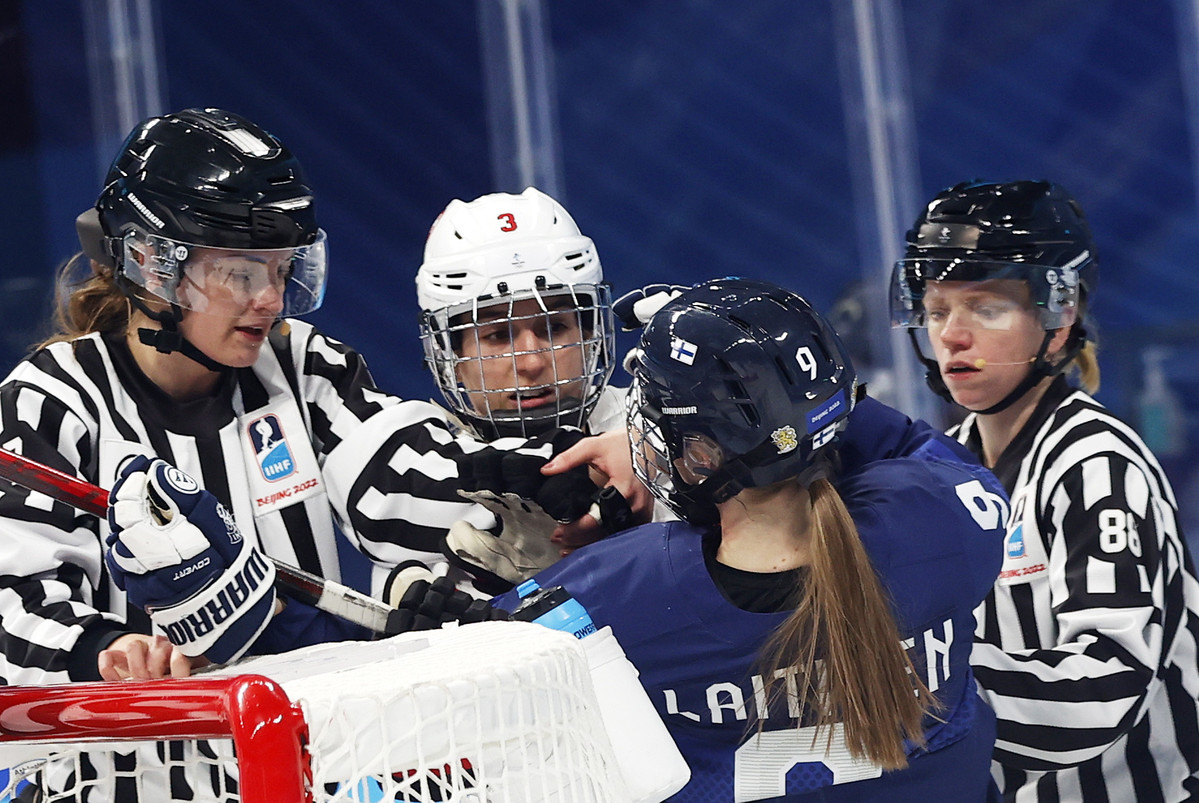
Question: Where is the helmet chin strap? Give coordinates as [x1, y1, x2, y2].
[912, 326, 1085, 416]
[121, 284, 230, 373]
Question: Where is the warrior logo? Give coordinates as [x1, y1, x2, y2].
[248, 414, 296, 482]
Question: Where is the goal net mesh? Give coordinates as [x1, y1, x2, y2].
[0, 620, 629, 802]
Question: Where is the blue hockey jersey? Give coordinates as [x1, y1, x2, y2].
[496, 449, 1006, 801]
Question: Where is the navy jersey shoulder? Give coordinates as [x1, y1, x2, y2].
[495, 456, 1006, 801]
[836, 396, 978, 473]
[837, 456, 1006, 631]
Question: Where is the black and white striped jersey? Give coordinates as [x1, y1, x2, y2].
[351, 383, 634, 599]
[0, 320, 493, 686]
[952, 376, 1199, 801]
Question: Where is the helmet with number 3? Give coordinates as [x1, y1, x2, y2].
[416, 187, 614, 438]
[627, 277, 857, 524]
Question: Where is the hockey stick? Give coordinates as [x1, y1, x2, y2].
[0, 447, 408, 637]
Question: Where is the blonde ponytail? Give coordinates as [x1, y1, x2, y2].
[1072, 340, 1100, 394]
[756, 478, 934, 769]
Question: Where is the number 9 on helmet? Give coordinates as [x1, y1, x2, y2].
[626, 277, 857, 525]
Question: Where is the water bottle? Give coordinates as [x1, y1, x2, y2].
[509, 581, 596, 639]
[510, 581, 690, 802]
[1137, 347, 1185, 458]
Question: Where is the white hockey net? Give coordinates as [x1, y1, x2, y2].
[0, 620, 629, 802]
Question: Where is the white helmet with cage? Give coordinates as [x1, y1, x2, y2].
[416, 187, 614, 439]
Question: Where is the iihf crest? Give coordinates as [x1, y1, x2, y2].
[1006, 524, 1026, 559]
[248, 414, 296, 482]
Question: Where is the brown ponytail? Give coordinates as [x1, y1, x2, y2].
[756, 478, 934, 769]
[35, 255, 131, 350]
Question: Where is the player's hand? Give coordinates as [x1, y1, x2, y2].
[105, 456, 277, 665]
[381, 561, 509, 627]
[98, 634, 208, 681]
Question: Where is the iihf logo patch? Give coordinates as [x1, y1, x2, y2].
[670, 337, 697, 365]
[1006, 524, 1026, 559]
[248, 414, 296, 482]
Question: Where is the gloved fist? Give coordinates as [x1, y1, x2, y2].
[105, 456, 277, 665]
[381, 561, 509, 630]
[613, 283, 689, 331]
[455, 428, 632, 526]
[443, 490, 564, 593]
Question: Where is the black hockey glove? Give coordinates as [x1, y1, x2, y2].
[381, 561, 509, 633]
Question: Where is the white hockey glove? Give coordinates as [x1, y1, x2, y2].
[104, 456, 277, 665]
[443, 490, 564, 593]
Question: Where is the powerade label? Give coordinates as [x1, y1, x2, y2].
[806, 389, 847, 434]
[247, 414, 296, 482]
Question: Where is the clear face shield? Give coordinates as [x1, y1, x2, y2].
[119, 229, 328, 317]
[627, 383, 726, 516]
[891, 258, 1079, 368]
[422, 283, 614, 435]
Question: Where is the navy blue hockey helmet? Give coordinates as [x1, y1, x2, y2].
[627, 277, 857, 524]
[889, 180, 1096, 409]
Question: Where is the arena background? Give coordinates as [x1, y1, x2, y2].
[3, 0, 1197, 553]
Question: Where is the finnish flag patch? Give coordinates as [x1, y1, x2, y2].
[670, 337, 698, 365]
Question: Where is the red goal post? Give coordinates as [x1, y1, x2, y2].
[0, 675, 308, 802]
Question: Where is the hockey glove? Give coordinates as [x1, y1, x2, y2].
[105, 456, 277, 665]
[443, 490, 565, 593]
[381, 561, 510, 630]
[613, 283, 688, 331]
[455, 428, 633, 525]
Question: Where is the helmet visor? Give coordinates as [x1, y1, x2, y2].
[891, 256, 1079, 331]
[120, 229, 328, 317]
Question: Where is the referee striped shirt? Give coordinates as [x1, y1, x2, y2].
[0, 320, 498, 687]
[952, 375, 1199, 801]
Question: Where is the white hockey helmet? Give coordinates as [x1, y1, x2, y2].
[416, 187, 614, 439]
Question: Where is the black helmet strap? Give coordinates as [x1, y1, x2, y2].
[118, 277, 229, 373]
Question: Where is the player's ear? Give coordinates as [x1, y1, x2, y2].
[1047, 324, 1072, 357]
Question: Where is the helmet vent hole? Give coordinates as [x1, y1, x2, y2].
[728, 389, 758, 427]
[726, 314, 753, 334]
